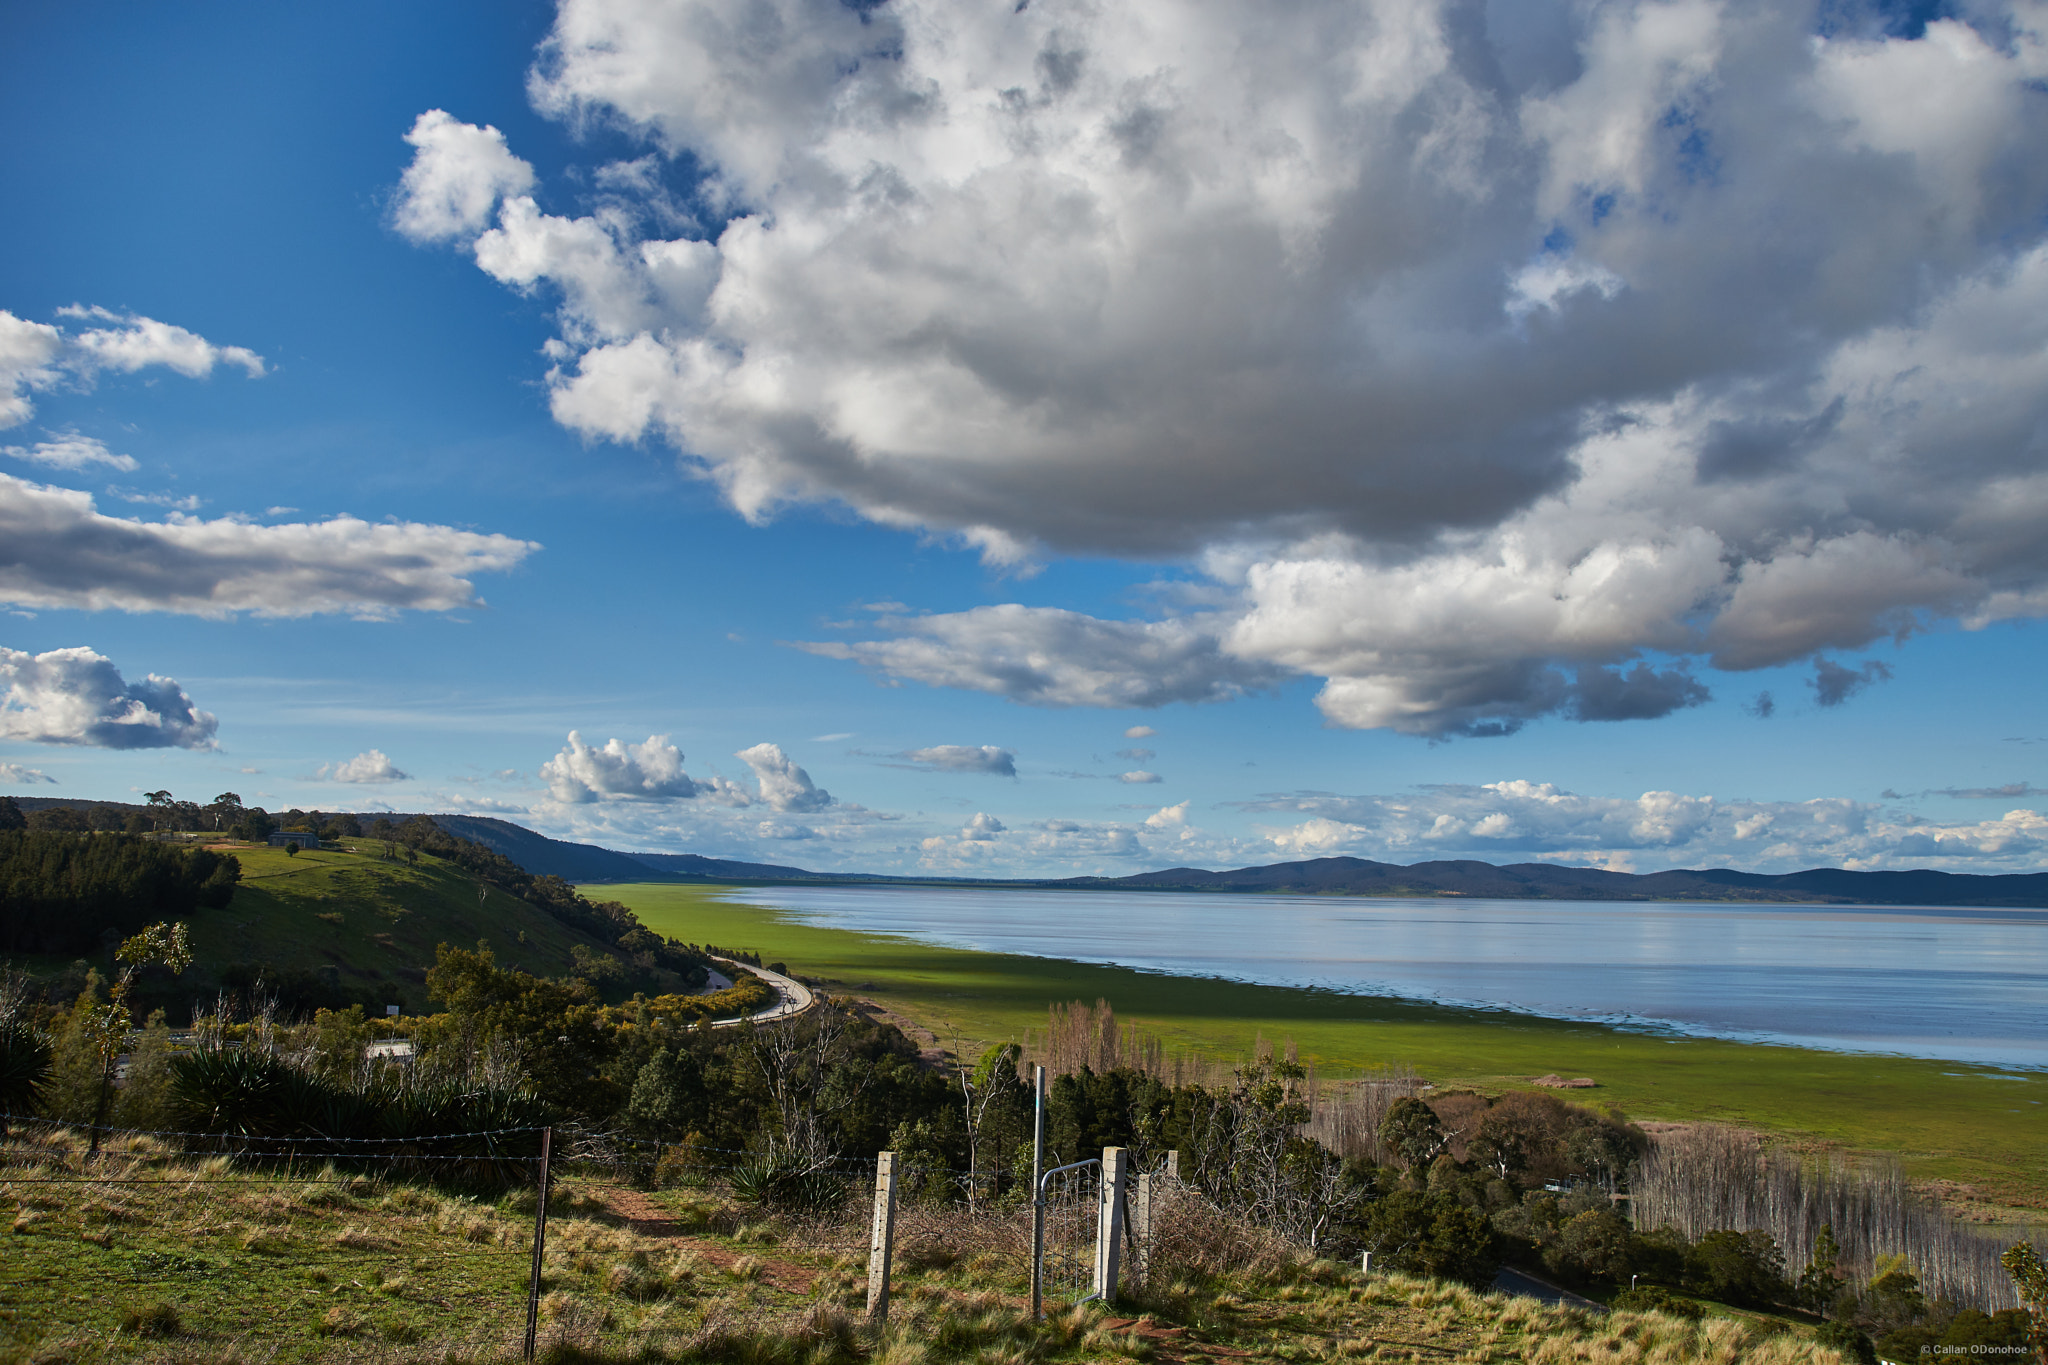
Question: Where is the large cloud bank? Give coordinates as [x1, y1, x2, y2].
[0, 645, 218, 750]
[1252, 781, 2048, 872]
[404, 0, 2048, 734]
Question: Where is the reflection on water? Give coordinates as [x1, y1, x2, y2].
[714, 887, 2048, 1070]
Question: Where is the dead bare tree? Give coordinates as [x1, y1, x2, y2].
[746, 1002, 869, 1172]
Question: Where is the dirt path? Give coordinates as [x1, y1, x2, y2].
[600, 1189, 820, 1295]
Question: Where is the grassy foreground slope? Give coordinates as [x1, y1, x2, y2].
[606, 882, 2048, 1210]
[0, 1126, 1849, 1365]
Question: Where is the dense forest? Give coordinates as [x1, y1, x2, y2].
[0, 830, 241, 955]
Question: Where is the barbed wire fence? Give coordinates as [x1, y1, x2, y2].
[0, 1108, 1192, 1362]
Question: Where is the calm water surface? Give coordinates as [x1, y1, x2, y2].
[714, 887, 2048, 1070]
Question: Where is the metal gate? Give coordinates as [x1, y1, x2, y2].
[1034, 1157, 1102, 1311]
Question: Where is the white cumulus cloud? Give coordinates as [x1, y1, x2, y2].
[735, 742, 833, 812]
[0, 645, 217, 750]
[1144, 801, 1190, 829]
[541, 732, 708, 803]
[407, 1, 2048, 737]
[0, 474, 537, 618]
[392, 110, 538, 243]
[0, 763, 55, 785]
[316, 749, 411, 784]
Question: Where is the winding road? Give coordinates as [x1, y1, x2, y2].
[707, 957, 815, 1027]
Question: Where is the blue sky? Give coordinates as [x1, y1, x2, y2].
[5, 0, 2048, 877]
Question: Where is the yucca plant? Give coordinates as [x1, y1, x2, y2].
[0, 1020, 53, 1136]
[730, 1150, 847, 1214]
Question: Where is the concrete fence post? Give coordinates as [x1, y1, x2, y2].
[866, 1152, 899, 1323]
[1165, 1150, 1179, 1182]
[1094, 1146, 1128, 1303]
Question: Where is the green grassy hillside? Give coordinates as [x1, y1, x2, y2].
[11, 843, 644, 1017]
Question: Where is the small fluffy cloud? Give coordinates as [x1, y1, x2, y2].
[0, 474, 537, 618]
[798, 606, 1278, 709]
[409, 4, 2048, 738]
[1124, 727, 1156, 740]
[900, 744, 1016, 777]
[1118, 770, 1162, 785]
[541, 732, 706, 803]
[736, 742, 833, 812]
[392, 110, 537, 243]
[0, 645, 217, 750]
[3, 433, 135, 472]
[918, 810, 1008, 869]
[439, 792, 529, 814]
[1144, 801, 1189, 830]
[0, 763, 55, 785]
[316, 749, 411, 783]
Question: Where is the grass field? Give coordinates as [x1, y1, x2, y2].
[13, 844, 629, 1016]
[0, 1125, 1846, 1364]
[603, 882, 2048, 1212]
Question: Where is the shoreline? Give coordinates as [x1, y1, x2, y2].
[602, 879, 2048, 1210]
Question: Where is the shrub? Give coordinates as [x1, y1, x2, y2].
[1683, 1228, 1788, 1308]
[119, 1300, 182, 1338]
[1815, 1318, 1877, 1365]
[728, 1151, 847, 1214]
[1612, 1285, 1705, 1319]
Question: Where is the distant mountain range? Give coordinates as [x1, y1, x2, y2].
[15, 797, 2046, 906]
[429, 814, 2048, 909]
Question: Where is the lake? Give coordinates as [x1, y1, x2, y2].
[713, 886, 2048, 1070]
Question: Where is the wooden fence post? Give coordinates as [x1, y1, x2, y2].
[866, 1152, 899, 1323]
[1094, 1146, 1128, 1303]
[523, 1125, 553, 1363]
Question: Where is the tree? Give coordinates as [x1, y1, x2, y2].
[2001, 1242, 2048, 1365]
[1379, 1096, 1451, 1169]
[1542, 1208, 1638, 1285]
[76, 922, 192, 1155]
[1684, 1229, 1788, 1309]
[208, 792, 244, 831]
[1799, 1223, 1846, 1313]
[0, 796, 22, 831]
[956, 1041, 1023, 1209]
[1359, 1190, 1500, 1286]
